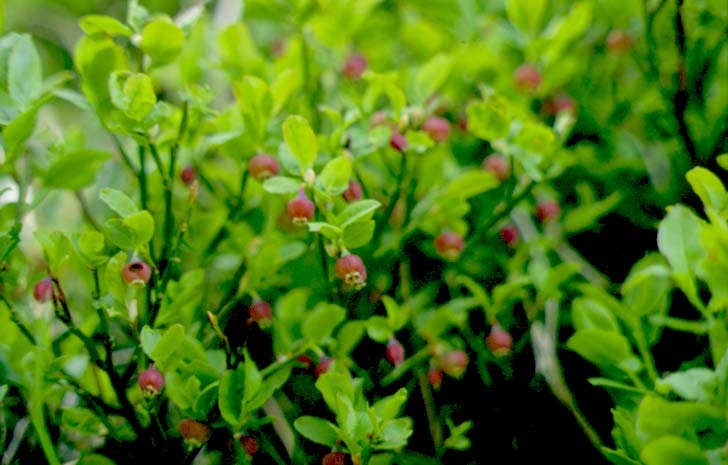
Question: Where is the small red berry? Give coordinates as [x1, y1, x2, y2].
[422, 116, 451, 142]
[389, 132, 408, 153]
[335, 254, 367, 290]
[179, 419, 212, 445]
[536, 200, 561, 222]
[434, 232, 465, 261]
[180, 165, 196, 185]
[499, 225, 519, 247]
[240, 435, 259, 457]
[457, 116, 468, 132]
[322, 451, 347, 465]
[270, 38, 285, 57]
[287, 189, 315, 226]
[427, 367, 443, 390]
[33, 277, 54, 303]
[314, 357, 334, 377]
[542, 94, 576, 116]
[342, 53, 367, 80]
[247, 300, 273, 328]
[514, 63, 541, 91]
[482, 154, 510, 182]
[121, 261, 152, 287]
[138, 366, 164, 396]
[342, 179, 363, 202]
[295, 354, 313, 370]
[486, 325, 512, 357]
[386, 338, 405, 366]
[369, 111, 390, 129]
[440, 350, 469, 378]
[606, 30, 633, 53]
[248, 153, 280, 181]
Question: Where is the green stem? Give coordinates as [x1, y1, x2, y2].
[372, 151, 407, 249]
[416, 367, 443, 456]
[1, 296, 36, 345]
[74, 191, 101, 231]
[137, 145, 149, 212]
[380, 347, 432, 386]
[52, 275, 144, 435]
[465, 180, 535, 254]
[632, 326, 658, 385]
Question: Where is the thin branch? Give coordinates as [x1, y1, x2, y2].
[416, 368, 443, 456]
[672, 0, 699, 163]
[74, 191, 101, 231]
[1, 296, 36, 345]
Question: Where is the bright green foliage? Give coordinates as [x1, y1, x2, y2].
[0, 1, 726, 464]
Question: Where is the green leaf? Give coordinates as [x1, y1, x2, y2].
[587, 377, 647, 394]
[318, 156, 352, 195]
[283, 115, 318, 173]
[411, 54, 454, 104]
[262, 176, 302, 194]
[8, 35, 42, 110]
[512, 121, 557, 156]
[507, 0, 548, 35]
[440, 171, 499, 200]
[657, 368, 717, 402]
[78, 230, 107, 266]
[62, 406, 106, 437]
[2, 105, 38, 159]
[686, 167, 727, 214]
[466, 96, 510, 141]
[79, 15, 133, 37]
[302, 304, 346, 343]
[601, 448, 642, 465]
[342, 220, 375, 249]
[193, 382, 219, 417]
[315, 372, 356, 413]
[657, 205, 705, 309]
[271, 68, 296, 115]
[100, 188, 139, 217]
[636, 394, 725, 440]
[365, 316, 392, 343]
[337, 200, 381, 228]
[293, 416, 339, 447]
[103, 219, 136, 250]
[375, 417, 413, 450]
[108, 71, 157, 121]
[218, 368, 245, 427]
[566, 329, 634, 369]
[234, 76, 272, 145]
[373, 388, 408, 422]
[243, 351, 263, 404]
[126, 0, 150, 31]
[307, 222, 343, 240]
[77, 455, 116, 465]
[140, 326, 161, 358]
[563, 191, 623, 233]
[104, 251, 127, 304]
[571, 298, 620, 332]
[641, 436, 708, 465]
[35, 231, 72, 276]
[717, 154, 728, 171]
[622, 254, 672, 317]
[78, 230, 105, 256]
[150, 324, 185, 368]
[383, 296, 408, 331]
[43, 150, 110, 190]
[336, 321, 365, 355]
[123, 211, 155, 247]
[74, 34, 129, 114]
[140, 18, 184, 66]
